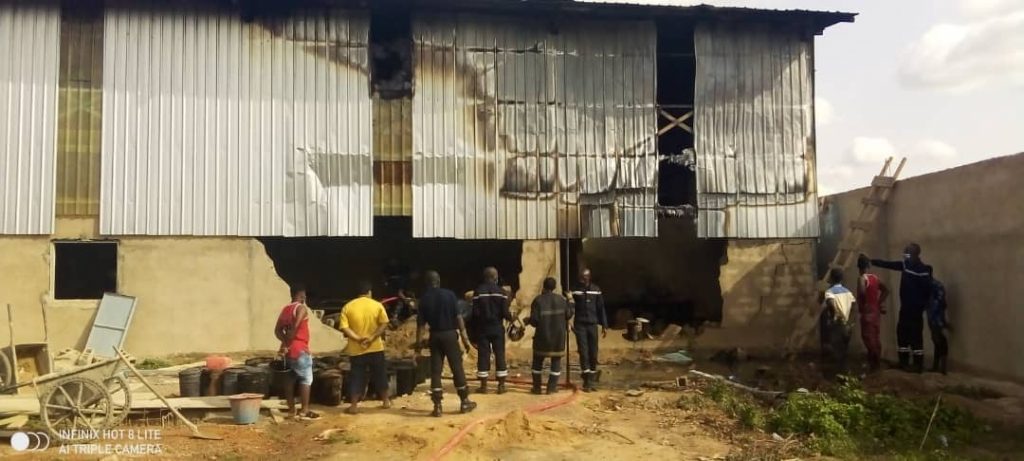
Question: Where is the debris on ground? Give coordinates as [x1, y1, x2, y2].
[653, 349, 694, 366]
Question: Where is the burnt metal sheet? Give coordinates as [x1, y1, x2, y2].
[0, 1, 60, 235]
[693, 24, 819, 239]
[100, 3, 372, 236]
[373, 97, 412, 216]
[412, 15, 658, 239]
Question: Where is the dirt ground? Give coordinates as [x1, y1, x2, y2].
[1, 380, 761, 461]
[5, 331, 1024, 460]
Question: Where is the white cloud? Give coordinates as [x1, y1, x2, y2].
[910, 139, 958, 161]
[960, 0, 1019, 17]
[900, 10, 1024, 91]
[848, 137, 897, 165]
[815, 97, 835, 127]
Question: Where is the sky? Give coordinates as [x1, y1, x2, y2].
[584, 0, 1024, 194]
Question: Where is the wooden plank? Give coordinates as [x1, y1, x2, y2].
[0, 414, 28, 428]
[871, 177, 895, 188]
[1, 395, 289, 415]
[861, 197, 886, 206]
[0, 396, 40, 415]
[850, 220, 874, 231]
[128, 396, 289, 410]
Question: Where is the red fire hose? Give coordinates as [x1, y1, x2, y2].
[429, 379, 581, 461]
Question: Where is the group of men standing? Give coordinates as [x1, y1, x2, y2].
[276, 266, 610, 419]
[820, 243, 949, 378]
[416, 267, 609, 417]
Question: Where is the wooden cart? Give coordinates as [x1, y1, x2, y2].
[1, 356, 132, 443]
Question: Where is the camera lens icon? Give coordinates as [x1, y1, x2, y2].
[10, 431, 50, 452]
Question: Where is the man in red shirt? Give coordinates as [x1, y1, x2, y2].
[857, 255, 890, 372]
[275, 285, 318, 419]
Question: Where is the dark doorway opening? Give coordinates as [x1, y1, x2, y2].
[581, 220, 725, 334]
[54, 241, 118, 300]
[656, 21, 697, 209]
[259, 217, 523, 313]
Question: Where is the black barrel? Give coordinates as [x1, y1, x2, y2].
[239, 366, 271, 397]
[201, 368, 222, 396]
[178, 367, 202, 397]
[199, 368, 211, 396]
[222, 367, 246, 396]
[268, 360, 291, 398]
[244, 357, 274, 367]
[392, 360, 417, 397]
[314, 370, 343, 406]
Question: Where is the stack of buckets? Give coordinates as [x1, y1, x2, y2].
[177, 355, 264, 424]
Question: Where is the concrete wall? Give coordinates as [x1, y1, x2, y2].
[824, 154, 1024, 381]
[696, 239, 818, 352]
[0, 218, 345, 357]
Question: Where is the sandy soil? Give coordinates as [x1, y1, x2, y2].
[5, 331, 1024, 460]
[0, 373, 767, 461]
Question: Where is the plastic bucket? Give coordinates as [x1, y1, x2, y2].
[206, 355, 232, 371]
[227, 393, 263, 425]
[178, 367, 202, 397]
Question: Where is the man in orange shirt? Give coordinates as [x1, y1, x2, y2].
[339, 281, 392, 414]
[274, 285, 318, 420]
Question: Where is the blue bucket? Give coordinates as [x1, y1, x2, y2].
[228, 393, 263, 425]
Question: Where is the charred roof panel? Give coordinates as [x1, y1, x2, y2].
[412, 13, 658, 239]
[693, 23, 819, 239]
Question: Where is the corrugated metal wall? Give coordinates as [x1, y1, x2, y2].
[0, 1, 60, 235]
[373, 97, 412, 216]
[100, 3, 373, 236]
[693, 24, 819, 239]
[56, 8, 103, 216]
[412, 15, 658, 239]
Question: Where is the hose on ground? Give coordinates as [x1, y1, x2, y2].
[429, 378, 581, 461]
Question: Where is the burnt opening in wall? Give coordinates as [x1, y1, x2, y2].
[259, 217, 522, 315]
[369, 8, 412, 99]
[656, 21, 697, 209]
[579, 220, 724, 336]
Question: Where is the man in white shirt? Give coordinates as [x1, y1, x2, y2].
[820, 268, 857, 379]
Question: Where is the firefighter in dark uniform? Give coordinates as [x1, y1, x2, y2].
[870, 243, 934, 373]
[415, 271, 477, 417]
[570, 268, 607, 392]
[526, 277, 572, 395]
[471, 267, 514, 394]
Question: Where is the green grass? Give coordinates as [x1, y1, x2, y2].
[135, 358, 173, 370]
[698, 377, 986, 459]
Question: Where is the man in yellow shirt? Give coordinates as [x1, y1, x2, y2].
[340, 281, 392, 414]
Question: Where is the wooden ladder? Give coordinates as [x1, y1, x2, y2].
[819, 157, 906, 290]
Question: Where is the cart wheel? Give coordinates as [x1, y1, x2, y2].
[104, 375, 132, 426]
[41, 377, 112, 443]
